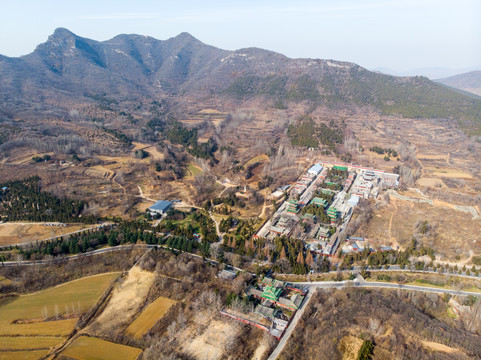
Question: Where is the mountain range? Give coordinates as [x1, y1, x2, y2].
[0, 28, 480, 131]
[436, 71, 481, 98]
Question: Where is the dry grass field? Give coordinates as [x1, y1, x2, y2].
[87, 266, 154, 336]
[61, 335, 142, 360]
[356, 196, 481, 260]
[125, 296, 178, 339]
[184, 319, 239, 360]
[0, 223, 94, 246]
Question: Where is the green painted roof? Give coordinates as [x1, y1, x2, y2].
[311, 197, 328, 207]
[261, 285, 282, 302]
[333, 165, 348, 171]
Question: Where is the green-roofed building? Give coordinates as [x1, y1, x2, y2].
[327, 207, 339, 223]
[311, 197, 328, 207]
[261, 285, 283, 302]
[333, 165, 348, 171]
[286, 203, 298, 214]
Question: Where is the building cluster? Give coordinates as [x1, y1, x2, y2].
[348, 168, 399, 200]
[244, 277, 306, 338]
[341, 236, 370, 254]
[256, 160, 400, 259]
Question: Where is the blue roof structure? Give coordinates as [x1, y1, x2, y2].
[149, 200, 172, 212]
[1, 187, 7, 191]
[308, 164, 323, 175]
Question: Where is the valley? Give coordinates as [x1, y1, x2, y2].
[0, 27, 480, 359]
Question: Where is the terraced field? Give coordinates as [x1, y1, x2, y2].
[0, 272, 119, 359]
[0, 272, 119, 323]
[61, 335, 142, 360]
[126, 296, 177, 339]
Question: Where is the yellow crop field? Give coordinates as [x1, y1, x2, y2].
[245, 154, 269, 167]
[0, 276, 11, 286]
[0, 272, 119, 324]
[126, 296, 177, 339]
[185, 163, 203, 177]
[0, 349, 50, 360]
[62, 336, 142, 360]
[0, 271, 119, 356]
[0, 318, 78, 336]
[0, 335, 64, 350]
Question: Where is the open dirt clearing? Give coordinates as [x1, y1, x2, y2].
[132, 142, 164, 161]
[421, 340, 461, 354]
[88, 266, 155, 335]
[252, 341, 269, 360]
[0, 223, 94, 246]
[356, 196, 481, 260]
[184, 319, 238, 360]
[61, 335, 142, 360]
[339, 335, 363, 360]
[126, 296, 177, 339]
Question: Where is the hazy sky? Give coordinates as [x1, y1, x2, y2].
[1, 0, 480, 77]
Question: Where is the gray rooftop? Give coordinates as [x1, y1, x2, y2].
[149, 200, 172, 212]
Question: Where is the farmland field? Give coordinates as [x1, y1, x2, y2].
[0, 319, 78, 336]
[0, 276, 11, 286]
[0, 272, 119, 358]
[126, 296, 178, 339]
[0, 223, 95, 246]
[245, 154, 269, 167]
[0, 335, 64, 350]
[87, 266, 153, 336]
[186, 163, 203, 177]
[61, 335, 142, 360]
[0, 272, 120, 323]
[0, 349, 50, 360]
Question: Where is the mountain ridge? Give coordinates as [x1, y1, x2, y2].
[1, 28, 480, 132]
[436, 71, 481, 97]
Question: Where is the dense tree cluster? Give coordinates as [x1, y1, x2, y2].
[341, 239, 435, 269]
[15, 221, 154, 260]
[0, 177, 98, 223]
[282, 288, 481, 359]
[300, 204, 330, 223]
[159, 208, 218, 244]
[101, 127, 132, 147]
[165, 120, 218, 160]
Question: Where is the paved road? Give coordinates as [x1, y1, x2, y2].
[0, 243, 246, 273]
[267, 276, 481, 360]
[267, 289, 315, 360]
[302, 279, 481, 297]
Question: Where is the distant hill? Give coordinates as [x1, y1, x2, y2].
[436, 71, 481, 97]
[1, 28, 480, 133]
